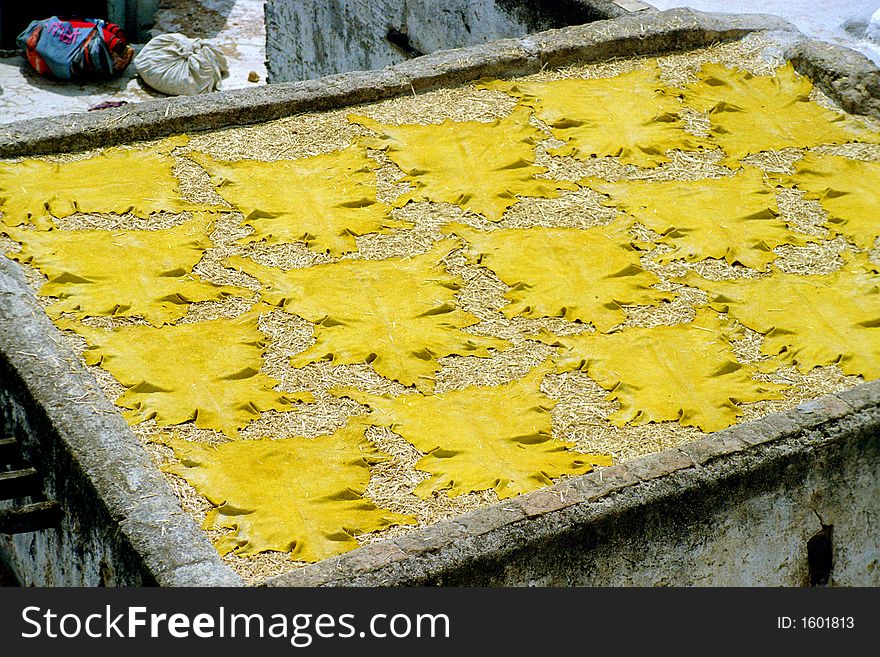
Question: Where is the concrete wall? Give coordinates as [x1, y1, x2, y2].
[1, 381, 149, 586]
[264, 0, 627, 82]
[106, 0, 160, 41]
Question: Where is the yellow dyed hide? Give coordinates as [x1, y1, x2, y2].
[780, 153, 880, 249]
[69, 311, 313, 436]
[165, 422, 416, 561]
[0, 137, 213, 228]
[6, 215, 245, 325]
[590, 167, 806, 270]
[227, 241, 509, 391]
[446, 222, 670, 332]
[681, 62, 877, 166]
[336, 365, 611, 499]
[189, 147, 408, 256]
[481, 65, 707, 168]
[538, 311, 787, 432]
[682, 255, 880, 379]
[349, 109, 577, 220]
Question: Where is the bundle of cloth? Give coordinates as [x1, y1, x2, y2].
[17, 16, 135, 80]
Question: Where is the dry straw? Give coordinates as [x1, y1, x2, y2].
[4, 33, 876, 583]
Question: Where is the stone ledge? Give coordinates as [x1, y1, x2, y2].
[680, 430, 751, 466]
[568, 464, 639, 501]
[338, 541, 408, 573]
[515, 483, 583, 518]
[835, 380, 880, 413]
[532, 8, 796, 71]
[453, 504, 527, 535]
[625, 449, 695, 481]
[0, 8, 801, 159]
[392, 520, 469, 557]
[263, 383, 879, 587]
[784, 37, 880, 119]
[0, 256, 243, 587]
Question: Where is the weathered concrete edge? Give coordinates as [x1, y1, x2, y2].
[783, 36, 880, 118]
[0, 7, 798, 158]
[0, 256, 244, 587]
[264, 384, 880, 587]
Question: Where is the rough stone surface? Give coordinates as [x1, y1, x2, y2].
[785, 37, 880, 119]
[337, 541, 408, 572]
[391, 521, 469, 556]
[567, 464, 639, 500]
[515, 484, 583, 517]
[453, 504, 527, 535]
[625, 449, 695, 481]
[679, 431, 750, 465]
[835, 380, 880, 413]
[264, 0, 625, 83]
[794, 395, 854, 422]
[731, 423, 784, 448]
[529, 8, 795, 70]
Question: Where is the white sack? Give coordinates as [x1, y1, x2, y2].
[134, 33, 228, 96]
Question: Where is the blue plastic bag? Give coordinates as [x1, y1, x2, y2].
[16, 17, 127, 80]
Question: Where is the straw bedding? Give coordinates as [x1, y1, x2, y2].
[2, 32, 877, 583]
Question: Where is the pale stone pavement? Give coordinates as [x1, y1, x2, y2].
[0, 0, 267, 124]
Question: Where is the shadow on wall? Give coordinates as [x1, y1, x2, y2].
[264, 0, 624, 83]
[0, 552, 20, 586]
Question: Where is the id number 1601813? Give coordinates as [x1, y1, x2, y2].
[777, 617, 855, 629]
